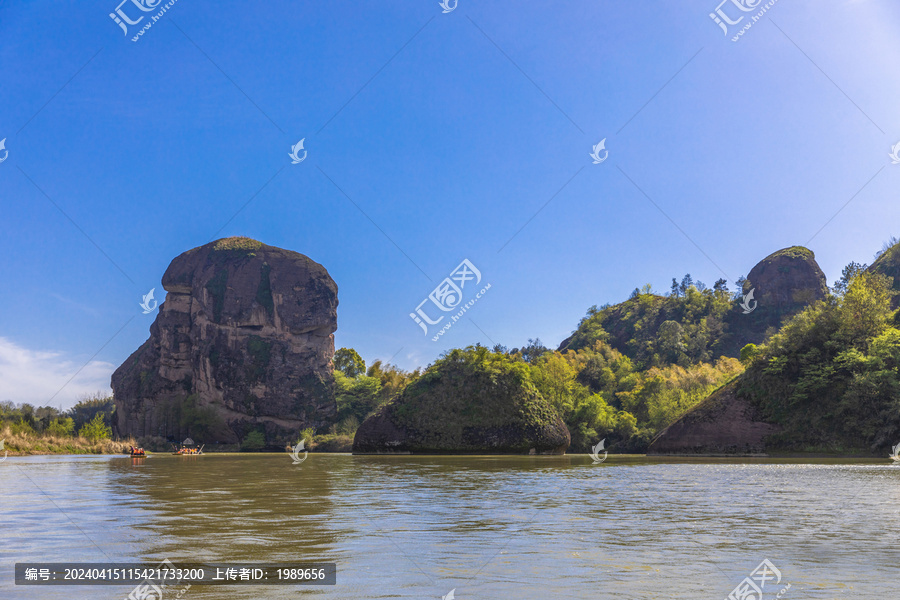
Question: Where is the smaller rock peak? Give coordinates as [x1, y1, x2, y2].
[745, 245, 827, 309]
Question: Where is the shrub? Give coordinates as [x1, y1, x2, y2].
[78, 414, 111, 443]
[297, 427, 316, 447]
[47, 417, 75, 437]
[740, 343, 759, 366]
[241, 430, 265, 451]
[10, 419, 35, 436]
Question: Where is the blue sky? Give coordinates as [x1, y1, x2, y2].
[1, 0, 899, 408]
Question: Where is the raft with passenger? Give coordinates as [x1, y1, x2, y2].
[172, 437, 204, 455]
[129, 446, 146, 457]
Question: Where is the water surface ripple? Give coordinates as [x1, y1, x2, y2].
[1, 454, 898, 599]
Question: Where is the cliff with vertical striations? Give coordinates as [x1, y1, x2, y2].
[111, 237, 338, 445]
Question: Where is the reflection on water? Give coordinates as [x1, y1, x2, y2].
[2, 454, 899, 599]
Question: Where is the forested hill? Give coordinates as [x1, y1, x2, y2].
[651, 238, 900, 455]
[343, 242, 899, 457]
[869, 238, 900, 307]
[559, 246, 828, 367]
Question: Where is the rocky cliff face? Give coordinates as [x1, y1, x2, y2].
[112, 237, 338, 444]
[647, 383, 780, 455]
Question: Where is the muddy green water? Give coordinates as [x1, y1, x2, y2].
[1, 454, 898, 599]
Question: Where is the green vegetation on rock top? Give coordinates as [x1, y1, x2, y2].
[392, 346, 554, 433]
[212, 237, 263, 252]
[768, 246, 814, 261]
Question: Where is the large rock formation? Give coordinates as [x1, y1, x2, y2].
[721, 246, 828, 355]
[353, 348, 570, 454]
[644, 248, 826, 454]
[743, 246, 828, 310]
[112, 237, 338, 445]
[647, 383, 780, 455]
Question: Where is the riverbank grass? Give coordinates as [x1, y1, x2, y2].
[1, 425, 136, 455]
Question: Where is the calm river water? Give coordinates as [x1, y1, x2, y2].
[1, 454, 898, 599]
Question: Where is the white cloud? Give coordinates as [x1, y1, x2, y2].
[0, 337, 114, 410]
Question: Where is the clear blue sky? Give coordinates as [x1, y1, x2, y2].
[1, 0, 899, 408]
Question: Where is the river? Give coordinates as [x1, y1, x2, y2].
[1, 454, 898, 599]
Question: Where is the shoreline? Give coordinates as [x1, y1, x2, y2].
[3, 449, 890, 460]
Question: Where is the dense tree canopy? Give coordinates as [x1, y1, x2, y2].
[740, 270, 900, 452]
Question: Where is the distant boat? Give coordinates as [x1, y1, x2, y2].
[129, 446, 146, 457]
[173, 437, 204, 455]
[891, 443, 900, 462]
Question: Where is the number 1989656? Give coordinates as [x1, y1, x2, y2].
[277, 568, 326, 580]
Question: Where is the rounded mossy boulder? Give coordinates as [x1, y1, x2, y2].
[353, 346, 570, 454]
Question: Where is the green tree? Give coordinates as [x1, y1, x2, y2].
[740, 343, 759, 366]
[78, 413, 111, 442]
[241, 430, 266, 451]
[333, 348, 366, 378]
[69, 393, 115, 431]
[335, 371, 384, 423]
[657, 320, 686, 363]
[47, 417, 75, 437]
[832, 261, 868, 296]
[837, 272, 894, 348]
[520, 338, 549, 364]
